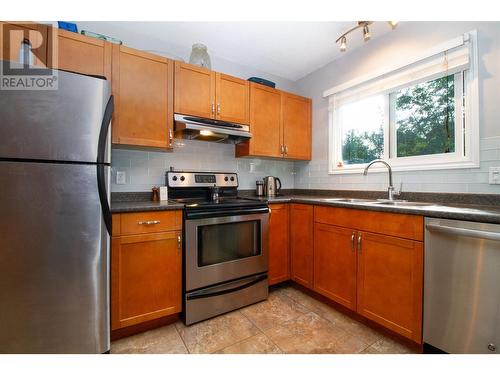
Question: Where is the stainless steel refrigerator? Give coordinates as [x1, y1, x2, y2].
[0, 66, 113, 353]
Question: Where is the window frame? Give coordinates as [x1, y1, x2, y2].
[327, 31, 479, 175]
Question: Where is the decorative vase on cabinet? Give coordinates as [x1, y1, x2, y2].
[189, 43, 211, 69]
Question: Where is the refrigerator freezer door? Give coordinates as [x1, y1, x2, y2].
[0, 67, 111, 164]
[0, 161, 110, 353]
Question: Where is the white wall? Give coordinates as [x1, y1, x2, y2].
[294, 22, 500, 193]
[112, 140, 296, 192]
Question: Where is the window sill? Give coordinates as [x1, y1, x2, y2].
[329, 159, 480, 175]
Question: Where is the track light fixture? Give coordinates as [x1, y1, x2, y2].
[336, 21, 398, 52]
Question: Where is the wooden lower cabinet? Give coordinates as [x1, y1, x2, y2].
[313, 223, 357, 310]
[111, 211, 182, 330]
[309, 206, 423, 343]
[268, 203, 290, 285]
[357, 231, 423, 343]
[290, 204, 314, 288]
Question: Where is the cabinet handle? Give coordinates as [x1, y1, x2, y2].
[211, 103, 215, 114]
[169, 128, 173, 146]
[351, 232, 356, 250]
[280, 145, 284, 154]
[284, 145, 288, 155]
[138, 220, 161, 225]
[357, 233, 362, 253]
[217, 103, 221, 115]
[177, 232, 182, 251]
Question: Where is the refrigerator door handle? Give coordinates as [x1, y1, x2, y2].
[97, 95, 114, 235]
[97, 95, 114, 164]
[97, 164, 112, 235]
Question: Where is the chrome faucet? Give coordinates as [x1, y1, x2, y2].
[363, 159, 399, 201]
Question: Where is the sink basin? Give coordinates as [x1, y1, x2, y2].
[320, 198, 376, 203]
[373, 199, 434, 207]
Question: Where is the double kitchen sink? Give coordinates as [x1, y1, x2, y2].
[318, 197, 437, 207]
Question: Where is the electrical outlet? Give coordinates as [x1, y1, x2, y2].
[489, 167, 500, 185]
[116, 171, 126, 185]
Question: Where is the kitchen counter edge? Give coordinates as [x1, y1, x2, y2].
[111, 195, 500, 224]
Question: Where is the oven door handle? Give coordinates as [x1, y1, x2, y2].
[186, 273, 268, 301]
[185, 206, 269, 220]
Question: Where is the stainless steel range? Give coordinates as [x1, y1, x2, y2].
[166, 171, 269, 325]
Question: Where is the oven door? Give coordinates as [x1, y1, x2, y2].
[185, 207, 269, 291]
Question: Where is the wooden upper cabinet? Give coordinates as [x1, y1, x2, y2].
[0, 22, 49, 67]
[174, 61, 215, 119]
[356, 232, 423, 343]
[268, 203, 290, 285]
[111, 231, 182, 330]
[282, 92, 312, 160]
[290, 204, 314, 288]
[112, 45, 174, 149]
[236, 87, 312, 161]
[235, 83, 282, 158]
[215, 73, 249, 124]
[51, 29, 111, 79]
[313, 223, 357, 310]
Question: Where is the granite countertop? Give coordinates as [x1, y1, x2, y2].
[245, 194, 500, 224]
[111, 200, 185, 213]
[111, 191, 500, 224]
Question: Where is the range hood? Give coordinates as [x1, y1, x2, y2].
[174, 114, 252, 144]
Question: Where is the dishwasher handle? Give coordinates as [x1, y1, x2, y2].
[426, 222, 500, 242]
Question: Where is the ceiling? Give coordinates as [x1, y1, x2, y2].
[76, 22, 395, 81]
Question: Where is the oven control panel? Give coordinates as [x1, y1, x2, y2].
[167, 171, 238, 188]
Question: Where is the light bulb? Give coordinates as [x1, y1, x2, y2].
[388, 21, 399, 29]
[363, 25, 371, 41]
[200, 130, 213, 136]
[340, 36, 347, 52]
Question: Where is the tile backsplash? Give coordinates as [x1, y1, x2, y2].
[293, 137, 500, 194]
[111, 139, 296, 192]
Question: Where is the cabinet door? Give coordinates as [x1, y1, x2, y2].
[268, 203, 290, 285]
[0, 22, 48, 66]
[235, 83, 282, 158]
[111, 231, 182, 330]
[112, 45, 174, 149]
[313, 223, 357, 310]
[53, 29, 111, 79]
[290, 204, 314, 288]
[281, 92, 312, 160]
[357, 232, 423, 343]
[215, 72, 249, 124]
[174, 61, 215, 118]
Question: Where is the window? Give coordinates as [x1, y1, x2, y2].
[327, 31, 479, 174]
[338, 94, 385, 165]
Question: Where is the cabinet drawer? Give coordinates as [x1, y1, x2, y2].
[314, 206, 423, 241]
[119, 210, 182, 235]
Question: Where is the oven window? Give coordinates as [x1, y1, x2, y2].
[197, 220, 261, 267]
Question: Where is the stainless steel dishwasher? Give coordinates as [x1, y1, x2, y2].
[424, 218, 500, 354]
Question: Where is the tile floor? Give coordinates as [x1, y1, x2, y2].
[111, 284, 418, 354]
